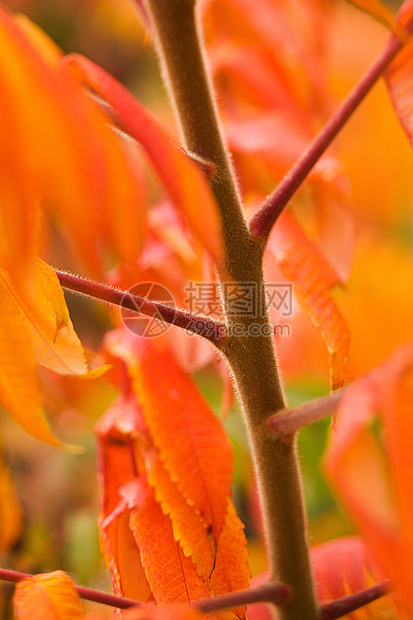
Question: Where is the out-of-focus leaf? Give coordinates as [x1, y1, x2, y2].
[0, 448, 23, 553]
[64, 54, 224, 267]
[66, 54, 223, 264]
[208, 500, 250, 620]
[248, 537, 397, 620]
[324, 343, 413, 616]
[385, 1, 413, 148]
[0, 6, 143, 282]
[13, 571, 85, 620]
[269, 212, 350, 391]
[346, 0, 397, 30]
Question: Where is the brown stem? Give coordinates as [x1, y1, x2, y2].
[249, 30, 410, 243]
[321, 580, 392, 620]
[267, 388, 346, 440]
[142, 2, 318, 619]
[55, 269, 226, 347]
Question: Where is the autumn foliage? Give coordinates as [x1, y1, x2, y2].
[1, 0, 413, 619]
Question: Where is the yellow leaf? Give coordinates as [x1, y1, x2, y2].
[13, 571, 85, 620]
[0, 259, 90, 447]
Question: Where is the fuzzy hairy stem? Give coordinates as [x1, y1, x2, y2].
[142, 2, 319, 619]
[267, 388, 346, 440]
[249, 29, 409, 243]
[55, 269, 226, 347]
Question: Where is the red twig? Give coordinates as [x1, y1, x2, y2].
[0, 568, 289, 613]
[0, 568, 139, 609]
[321, 580, 392, 619]
[195, 581, 291, 613]
[267, 388, 345, 439]
[249, 30, 409, 243]
[55, 269, 226, 347]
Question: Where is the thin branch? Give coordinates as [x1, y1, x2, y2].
[321, 580, 392, 620]
[55, 269, 226, 347]
[0, 568, 289, 613]
[0, 568, 140, 609]
[195, 582, 291, 614]
[267, 388, 346, 439]
[249, 28, 411, 243]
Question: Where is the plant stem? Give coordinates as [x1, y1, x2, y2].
[321, 580, 392, 620]
[267, 388, 346, 440]
[142, 2, 319, 618]
[55, 269, 226, 347]
[250, 30, 409, 243]
[0, 568, 290, 613]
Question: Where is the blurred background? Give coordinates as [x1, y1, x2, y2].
[1, 0, 413, 617]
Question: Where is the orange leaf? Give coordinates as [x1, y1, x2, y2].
[147, 453, 216, 580]
[63, 54, 224, 266]
[324, 343, 413, 616]
[0, 266, 80, 448]
[123, 606, 205, 620]
[104, 330, 234, 539]
[124, 606, 203, 620]
[129, 340, 234, 538]
[129, 478, 212, 606]
[385, 0, 413, 150]
[269, 212, 350, 391]
[208, 500, 250, 620]
[0, 6, 143, 282]
[100, 481, 152, 603]
[345, 0, 397, 30]
[13, 571, 85, 620]
[1, 259, 89, 376]
[96, 395, 148, 521]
